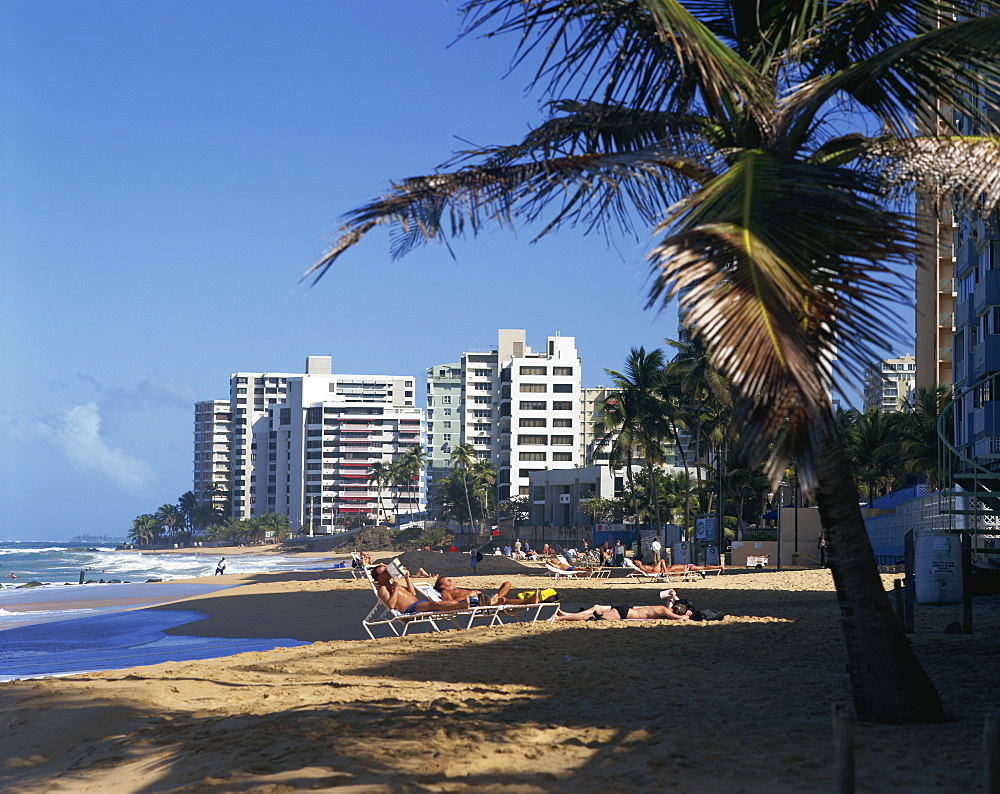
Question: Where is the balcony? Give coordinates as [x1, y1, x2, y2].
[939, 312, 955, 328]
[939, 278, 956, 294]
[973, 270, 1000, 317]
[974, 335, 1000, 373]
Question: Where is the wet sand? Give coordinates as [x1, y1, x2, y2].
[1, 562, 998, 792]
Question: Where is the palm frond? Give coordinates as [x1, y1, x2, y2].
[304, 147, 713, 283]
[647, 151, 911, 491]
[785, 10, 1000, 141]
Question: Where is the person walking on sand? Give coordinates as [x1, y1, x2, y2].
[215, 557, 226, 575]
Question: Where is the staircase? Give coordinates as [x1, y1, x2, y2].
[937, 371, 1000, 574]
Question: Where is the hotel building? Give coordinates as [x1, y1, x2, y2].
[863, 355, 916, 413]
[200, 356, 424, 531]
[426, 330, 582, 505]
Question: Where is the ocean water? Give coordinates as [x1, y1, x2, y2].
[0, 541, 336, 680]
[0, 540, 315, 587]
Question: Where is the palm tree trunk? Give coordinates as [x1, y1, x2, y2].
[647, 463, 663, 537]
[625, 456, 640, 532]
[670, 422, 692, 539]
[813, 415, 946, 723]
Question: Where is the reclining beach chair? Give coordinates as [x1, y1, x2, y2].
[545, 556, 613, 581]
[360, 569, 555, 639]
[623, 558, 723, 582]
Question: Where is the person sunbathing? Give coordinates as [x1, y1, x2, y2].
[546, 559, 599, 575]
[433, 576, 541, 606]
[630, 559, 725, 576]
[371, 564, 471, 615]
[551, 589, 692, 621]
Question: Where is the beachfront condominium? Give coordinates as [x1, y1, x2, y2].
[201, 356, 425, 531]
[192, 400, 232, 511]
[863, 355, 916, 413]
[426, 330, 582, 507]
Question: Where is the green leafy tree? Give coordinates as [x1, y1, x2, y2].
[307, 0, 1000, 722]
[128, 514, 160, 547]
[155, 503, 182, 546]
[450, 443, 479, 530]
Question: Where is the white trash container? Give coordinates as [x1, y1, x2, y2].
[914, 531, 963, 605]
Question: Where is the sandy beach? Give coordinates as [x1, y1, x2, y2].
[2, 555, 998, 792]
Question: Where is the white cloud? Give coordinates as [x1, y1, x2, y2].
[1, 403, 154, 491]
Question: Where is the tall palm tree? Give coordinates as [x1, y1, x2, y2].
[450, 443, 478, 532]
[848, 408, 904, 505]
[472, 458, 497, 530]
[155, 503, 181, 546]
[307, 0, 1000, 722]
[367, 461, 392, 525]
[397, 445, 427, 521]
[605, 346, 670, 536]
[177, 491, 196, 533]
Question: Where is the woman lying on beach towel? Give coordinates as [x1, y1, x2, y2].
[551, 589, 725, 622]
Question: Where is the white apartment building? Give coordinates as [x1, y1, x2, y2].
[499, 331, 581, 500]
[426, 330, 582, 506]
[206, 356, 424, 531]
[863, 354, 916, 412]
[193, 400, 232, 510]
[425, 362, 463, 508]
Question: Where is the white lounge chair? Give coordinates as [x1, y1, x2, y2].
[623, 558, 723, 582]
[361, 570, 556, 639]
[544, 559, 613, 581]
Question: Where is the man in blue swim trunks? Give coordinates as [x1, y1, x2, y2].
[371, 564, 472, 615]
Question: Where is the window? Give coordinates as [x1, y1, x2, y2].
[520, 401, 546, 410]
[520, 366, 547, 375]
[473, 369, 491, 377]
[551, 435, 573, 445]
[442, 396, 452, 404]
[519, 470, 542, 478]
[553, 452, 573, 461]
[553, 367, 573, 376]
[518, 434, 547, 445]
[520, 452, 546, 461]
[519, 383, 546, 392]
[473, 409, 491, 418]
[552, 383, 573, 393]
[474, 396, 491, 404]
[552, 401, 573, 410]
[474, 383, 492, 391]
[443, 434, 452, 442]
[553, 418, 572, 428]
[443, 421, 451, 428]
[443, 408, 452, 415]
[519, 418, 546, 427]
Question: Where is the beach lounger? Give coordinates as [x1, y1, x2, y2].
[622, 558, 723, 582]
[361, 571, 557, 639]
[544, 561, 613, 581]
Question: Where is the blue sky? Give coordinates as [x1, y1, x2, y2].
[0, 1, 910, 541]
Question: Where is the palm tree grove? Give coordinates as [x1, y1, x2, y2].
[307, 1, 1000, 723]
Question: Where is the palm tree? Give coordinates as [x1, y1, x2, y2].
[450, 443, 478, 532]
[155, 503, 181, 546]
[472, 458, 497, 530]
[848, 408, 904, 505]
[397, 445, 426, 522]
[605, 347, 670, 536]
[128, 514, 159, 547]
[367, 462, 392, 525]
[899, 386, 953, 490]
[307, 1, 1000, 722]
[177, 491, 197, 533]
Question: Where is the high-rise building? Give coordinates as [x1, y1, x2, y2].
[193, 400, 232, 511]
[863, 355, 916, 412]
[199, 356, 424, 531]
[426, 330, 582, 507]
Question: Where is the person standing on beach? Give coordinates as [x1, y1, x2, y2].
[215, 557, 226, 575]
[470, 547, 480, 573]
